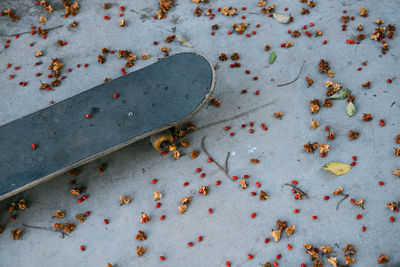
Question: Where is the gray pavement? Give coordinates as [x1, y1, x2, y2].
[0, 0, 399, 266]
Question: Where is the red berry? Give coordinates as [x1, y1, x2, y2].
[82, 195, 87, 200]
[156, 202, 161, 208]
[85, 211, 90, 216]
[160, 256, 166, 261]
[80, 245, 85, 251]
[291, 180, 298, 185]
[352, 156, 357, 161]
[183, 182, 189, 186]
[216, 180, 221, 185]
[198, 236, 203, 242]
[226, 261, 231, 267]
[287, 244, 293, 250]
[200, 173, 206, 178]
[323, 196, 329, 200]
[320, 153, 326, 158]
[378, 181, 384, 186]
[78, 198, 83, 203]
[243, 174, 250, 178]
[207, 157, 213, 162]
[113, 93, 119, 98]
[104, 219, 109, 224]
[312, 215, 318, 220]
[323, 40, 327, 45]
[196, 168, 201, 173]
[160, 215, 165, 220]
[325, 125, 330, 131]
[32, 144, 37, 149]
[248, 254, 254, 260]
[387, 79, 392, 83]
[361, 226, 366, 232]
[229, 132, 235, 136]
[251, 212, 257, 218]
[208, 208, 213, 214]
[152, 179, 157, 184]
[253, 76, 258, 80]
[187, 242, 194, 247]
[390, 216, 395, 222]
[265, 237, 270, 243]
[86, 113, 92, 118]
[276, 254, 281, 260]
[250, 192, 257, 196]
[232, 176, 238, 180]
[224, 126, 231, 130]
[256, 182, 261, 188]
[294, 209, 300, 214]
[356, 214, 362, 220]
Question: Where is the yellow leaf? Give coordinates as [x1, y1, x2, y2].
[322, 162, 352, 176]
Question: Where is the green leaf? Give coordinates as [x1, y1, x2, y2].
[330, 88, 351, 100]
[323, 162, 352, 176]
[175, 34, 193, 48]
[269, 51, 277, 64]
[346, 101, 356, 116]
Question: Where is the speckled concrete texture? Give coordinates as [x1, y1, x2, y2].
[0, 0, 399, 266]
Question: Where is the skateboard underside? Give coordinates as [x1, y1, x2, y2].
[0, 52, 215, 201]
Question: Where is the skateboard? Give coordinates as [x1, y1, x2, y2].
[0, 52, 216, 201]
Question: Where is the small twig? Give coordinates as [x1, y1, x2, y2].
[284, 183, 309, 198]
[277, 60, 306, 87]
[19, 217, 68, 238]
[201, 136, 232, 181]
[336, 194, 349, 211]
[4, 25, 63, 37]
[225, 152, 230, 174]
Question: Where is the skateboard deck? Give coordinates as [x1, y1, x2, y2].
[0, 52, 216, 201]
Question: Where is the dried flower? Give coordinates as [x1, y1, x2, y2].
[250, 158, 260, 164]
[264, 44, 271, 51]
[362, 81, 371, 88]
[270, 230, 281, 242]
[11, 229, 22, 240]
[135, 230, 147, 241]
[190, 150, 200, 159]
[349, 130, 359, 140]
[120, 19, 125, 27]
[64, 222, 76, 233]
[285, 225, 295, 236]
[120, 195, 131, 205]
[136, 246, 146, 257]
[319, 144, 330, 154]
[239, 180, 247, 189]
[178, 205, 188, 214]
[199, 185, 208, 195]
[310, 99, 320, 114]
[344, 244, 356, 255]
[333, 187, 343, 195]
[304, 142, 318, 153]
[377, 254, 389, 264]
[53, 210, 65, 218]
[76, 213, 86, 222]
[180, 196, 192, 204]
[321, 245, 332, 254]
[274, 112, 284, 119]
[310, 120, 320, 129]
[328, 257, 338, 267]
[259, 190, 269, 200]
[140, 213, 150, 223]
[219, 53, 228, 61]
[393, 169, 400, 177]
[385, 202, 397, 211]
[360, 7, 368, 17]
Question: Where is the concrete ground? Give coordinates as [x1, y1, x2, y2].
[0, 0, 399, 266]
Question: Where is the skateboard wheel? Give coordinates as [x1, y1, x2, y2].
[150, 130, 173, 151]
